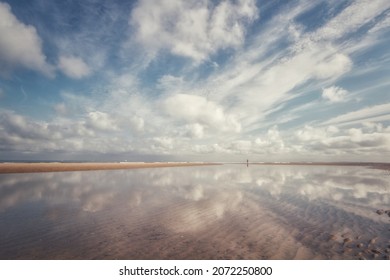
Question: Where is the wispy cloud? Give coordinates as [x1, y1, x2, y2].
[0, 0, 389, 161]
[129, 0, 258, 63]
[322, 103, 390, 126]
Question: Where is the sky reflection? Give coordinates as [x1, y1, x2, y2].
[0, 165, 389, 259]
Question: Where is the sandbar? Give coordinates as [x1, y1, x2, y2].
[0, 162, 218, 174]
[0, 161, 388, 174]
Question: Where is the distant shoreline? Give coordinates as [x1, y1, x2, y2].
[250, 162, 390, 171]
[0, 162, 219, 174]
[0, 161, 389, 174]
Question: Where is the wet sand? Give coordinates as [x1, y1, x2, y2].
[0, 164, 389, 259]
[0, 162, 217, 174]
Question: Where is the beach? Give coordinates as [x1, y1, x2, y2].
[0, 162, 217, 174]
[0, 163, 389, 260]
[0, 162, 389, 174]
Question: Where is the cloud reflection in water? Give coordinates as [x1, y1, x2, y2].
[0, 165, 389, 259]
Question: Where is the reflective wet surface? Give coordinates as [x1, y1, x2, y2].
[0, 164, 389, 259]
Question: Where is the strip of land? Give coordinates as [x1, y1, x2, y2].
[0, 162, 218, 174]
[0, 161, 388, 174]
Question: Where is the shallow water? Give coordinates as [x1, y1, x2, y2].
[0, 164, 389, 259]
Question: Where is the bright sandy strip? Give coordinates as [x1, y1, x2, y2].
[0, 162, 218, 174]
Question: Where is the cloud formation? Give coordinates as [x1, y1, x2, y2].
[0, 0, 389, 162]
[0, 2, 54, 77]
[58, 55, 91, 79]
[163, 93, 241, 133]
[323, 104, 390, 126]
[130, 0, 258, 62]
[322, 86, 349, 103]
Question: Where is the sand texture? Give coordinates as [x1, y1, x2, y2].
[0, 164, 389, 259]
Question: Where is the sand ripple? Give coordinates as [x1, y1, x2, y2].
[0, 164, 389, 259]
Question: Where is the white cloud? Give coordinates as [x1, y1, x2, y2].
[229, 140, 252, 154]
[253, 126, 288, 154]
[152, 137, 174, 152]
[185, 123, 204, 139]
[58, 55, 91, 79]
[1, 1, 389, 162]
[0, 110, 72, 153]
[292, 122, 390, 157]
[369, 11, 390, 34]
[321, 130, 390, 151]
[295, 125, 338, 142]
[129, 116, 144, 133]
[362, 122, 384, 133]
[322, 86, 349, 103]
[129, 0, 258, 62]
[0, 109, 137, 155]
[313, 53, 352, 80]
[312, 0, 390, 42]
[323, 103, 390, 126]
[0, 2, 54, 77]
[163, 93, 241, 133]
[209, 44, 353, 130]
[86, 111, 118, 131]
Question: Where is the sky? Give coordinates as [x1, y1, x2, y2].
[0, 0, 389, 162]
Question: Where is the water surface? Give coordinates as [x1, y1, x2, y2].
[0, 164, 389, 259]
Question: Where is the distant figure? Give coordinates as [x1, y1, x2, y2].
[247, 159, 248, 167]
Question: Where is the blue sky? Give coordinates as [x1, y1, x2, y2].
[0, 0, 389, 162]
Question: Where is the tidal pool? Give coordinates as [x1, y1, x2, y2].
[0, 164, 389, 259]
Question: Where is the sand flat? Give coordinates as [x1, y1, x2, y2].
[0, 162, 217, 174]
[0, 164, 389, 259]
